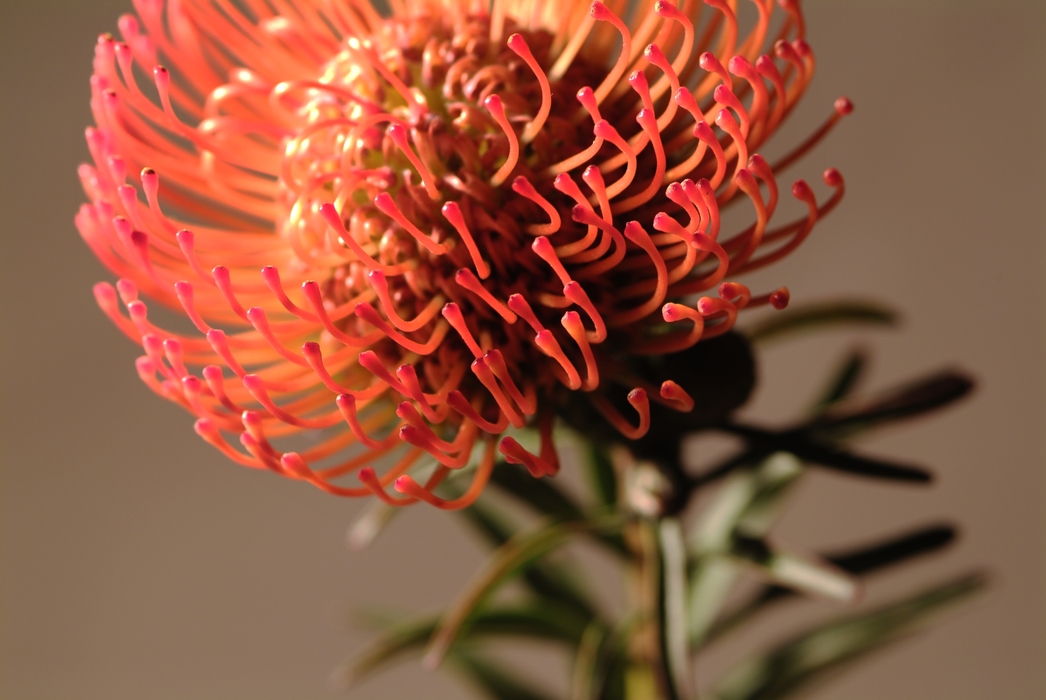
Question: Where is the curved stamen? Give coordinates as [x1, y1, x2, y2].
[399, 424, 475, 468]
[549, 12, 596, 80]
[714, 84, 750, 139]
[660, 380, 694, 413]
[319, 203, 391, 272]
[441, 302, 483, 358]
[211, 266, 250, 321]
[613, 109, 666, 213]
[592, 388, 650, 439]
[484, 94, 519, 186]
[545, 88, 604, 177]
[643, 44, 681, 128]
[595, 121, 637, 199]
[174, 230, 215, 285]
[395, 363, 447, 423]
[301, 342, 386, 399]
[772, 97, 854, 173]
[242, 374, 340, 428]
[506, 293, 545, 333]
[471, 357, 525, 429]
[535, 330, 582, 390]
[336, 394, 400, 449]
[245, 307, 311, 367]
[194, 418, 262, 468]
[201, 366, 241, 413]
[512, 176, 562, 235]
[373, 192, 449, 256]
[608, 222, 668, 327]
[700, 51, 731, 89]
[261, 265, 318, 322]
[447, 390, 508, 434]
[441, 201, 490, 278]
[206, 329, 248, 378]
[531, 236, 572, 285]
[507, 34, 551, 143]
[386, 123, 440, 200]
[562, 311, 599, 391]
[499, 436, 556, 478]
[697, 295, 740, 339]
[590, 2, 633, 104]
[357, 466, 415, 506]
[173, 281, 211, 334]
[367, 270, 445, 332]
[454, 269, 517, 323]
[563, 281, 607, 342]
[394, 437, 496, 510]
[729, 168, 768, 268]
[483, 349, 537, 415]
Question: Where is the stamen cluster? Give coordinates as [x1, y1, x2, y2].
[79, 0, 849, 509]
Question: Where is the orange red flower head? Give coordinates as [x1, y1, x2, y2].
[79, 0, 849, 509]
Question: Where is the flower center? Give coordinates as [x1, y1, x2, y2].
[276, 11, 607, 393]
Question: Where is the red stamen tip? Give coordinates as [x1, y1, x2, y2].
[770, 288, 791, 310]
[590, 2, 611, 20]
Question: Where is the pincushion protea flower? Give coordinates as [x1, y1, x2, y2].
[79, 0, 849, 510]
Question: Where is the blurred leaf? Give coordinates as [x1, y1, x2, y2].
[457, 498, 600, 619]
[735, 539, 860, 603]
[689, 454, 804, 644]
[660, 518, 695, 699]
[337, 602, 589, 688]
[808, 371, 974, 439]
[725, 425, 932, 483]
[746, 302, 897, 345]
[345, 500, 401, 552]
[488, 462, 628, 555]
[425, 514, 625, 669]
[571, 622, 609, 700]
[809, 349, 869, 414]
[588, 443, 619, 508]
[828, 524, 957, 575]
[706, 523, 958, 643]
[712, 572, 986, 700]
[734, 454, 806, 536]
[489, 462, 587, 521]
[452, 649, 559, 700]
[580, 613, 639, 700]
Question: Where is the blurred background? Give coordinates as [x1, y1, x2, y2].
[1, 0, 1043, 698]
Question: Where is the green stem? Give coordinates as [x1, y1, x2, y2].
[623, 518, 674, 700]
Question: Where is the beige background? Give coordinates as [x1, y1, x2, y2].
[1, 1, 1043, 698]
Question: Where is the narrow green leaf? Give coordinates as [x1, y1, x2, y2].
[712, 572, 986, 700]
[489, 462, 587, 521]
[425, 514, 625, 669]
[746, 301, 897, 345]
[582, 613, 639, 700]
[808, 370, 974, 439]
[689, 454, 804, 645]
[588, 443, 619, 508]
[337, 603, 590, 687]
[705, 524, 958, 643]
[457, 498, 600, 619]
[725, 425, 932, 483]
[571, 622, 609, 700]
[345, 500, 401, 551]
[809, 349, 869, 414]
[754, 549, 860, 603]
[828, 524, 958, 574]
[451, 649, 559, 700]
[659, 518, 694, 699]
